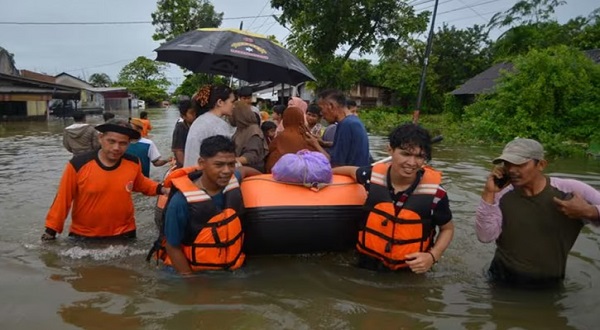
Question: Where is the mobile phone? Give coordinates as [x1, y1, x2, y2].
[561, 192, 574, 200]
[493, 173, 510, 188]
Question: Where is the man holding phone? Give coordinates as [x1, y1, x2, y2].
[476, 138, 600, 287]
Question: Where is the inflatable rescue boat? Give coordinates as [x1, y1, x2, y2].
[240, 174, 367, 255]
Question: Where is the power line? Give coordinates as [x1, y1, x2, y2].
[0, 15, 277, 26]
[247, 0, 270, 30]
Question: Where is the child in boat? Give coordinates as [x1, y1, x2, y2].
[306, 103, 324, 137]
[333, 123, 454, 274]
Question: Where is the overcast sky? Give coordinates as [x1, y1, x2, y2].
[0, 0, 597, 91]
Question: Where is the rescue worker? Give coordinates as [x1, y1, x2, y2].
[159, 135, 260, 275]
[42, 118, 169, 241]
[333, 124, 454, 273]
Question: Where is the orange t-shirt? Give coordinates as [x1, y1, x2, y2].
[140, 118, 152, 137]
[45, 152, 159, 237]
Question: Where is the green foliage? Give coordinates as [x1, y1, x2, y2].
[431, 24, 493, 94]
[443, 94, 464, 120]
[272, 0, 428, 91]
[88, 73, 112, 87]
[488, 0, 566, 29]
[462, 46, 600, 155]
[151, 0, 223, 42]
[117, 57, 171, 105]
[174, 73, 227, 98]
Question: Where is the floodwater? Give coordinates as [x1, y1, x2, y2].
[1, 109, 599, 330]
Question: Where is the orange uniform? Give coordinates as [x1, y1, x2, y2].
[139, 118, 152, 137]
[45, 152, 160, 238]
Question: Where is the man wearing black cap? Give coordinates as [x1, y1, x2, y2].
[42, 118, 169, 241]
[476, 138, 600, 287]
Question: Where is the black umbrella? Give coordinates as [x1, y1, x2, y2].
[154, 28, 316, 84]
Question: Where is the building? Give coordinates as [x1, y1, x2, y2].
[0, 73, 79, 120]
[347, 83, 389, 107]
[451, 49, 600, 104]
[54, 72, 104, 113]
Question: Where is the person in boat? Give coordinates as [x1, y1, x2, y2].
[183, 85, 236, 167]
[160, 135, 260, 275]
[42, 118, 170, 241]
[265, 107, 329, 173]
[271, 104, 286, 136]
[261, 121, 277, 146]
[333, 123, 454, 273]
[231, 101, 268, 172]
[306, 103, 324, 137]
[309, 89, 370, 167]
[171, 99, 198, 168]
[237, 86, 261, 124]
[126, 118, 171, 178]
[476, 138, 600, 287]
[62, 110, 100, 157]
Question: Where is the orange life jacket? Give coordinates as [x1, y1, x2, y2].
[154, 167, 245, 271]
[357, 163, 442, 270]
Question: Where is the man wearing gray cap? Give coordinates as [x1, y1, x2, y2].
[476, 138, 600, 287]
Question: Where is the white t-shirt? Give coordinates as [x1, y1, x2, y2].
[183, 112, 236, 167]
[139, 137, 161, 161]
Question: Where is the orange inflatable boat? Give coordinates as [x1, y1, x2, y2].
[240, 174, 367, 255]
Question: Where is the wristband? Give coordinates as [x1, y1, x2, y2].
[427, 251, 437, 264]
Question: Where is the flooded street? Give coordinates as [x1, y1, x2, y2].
[1, 109, 599, 330]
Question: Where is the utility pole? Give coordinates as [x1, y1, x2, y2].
[413, 0, 440, 124]
[239, 21, 243, 30]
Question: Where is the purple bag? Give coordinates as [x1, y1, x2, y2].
[272, 150, 332, 184]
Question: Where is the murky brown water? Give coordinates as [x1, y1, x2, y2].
[1, 109, 599, 330]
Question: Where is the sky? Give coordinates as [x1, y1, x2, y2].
[0, 0, 598, 91]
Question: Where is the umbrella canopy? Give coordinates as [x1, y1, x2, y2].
[155, 28, 316, 85]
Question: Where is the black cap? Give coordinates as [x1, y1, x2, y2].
[238, 86, 253, 97]
[96, 118, 140, 139]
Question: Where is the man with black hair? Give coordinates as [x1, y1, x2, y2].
[333, 123, 454, 273]
[43, 118, 169, 241]
[310, 89, 370, 167]
[346, 99, 359, 116]
[160, 135, 260, 274]
[138, 111, 152, 137]
[171, 99, 198, 167]
[237, 86, 261, 124]
[63, 111, 100, 156]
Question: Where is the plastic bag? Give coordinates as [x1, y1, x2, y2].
[272, 150, 332, 184]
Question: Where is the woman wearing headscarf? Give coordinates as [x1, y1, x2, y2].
[265, 106, 329, 173]
[231, 101, 268, 172]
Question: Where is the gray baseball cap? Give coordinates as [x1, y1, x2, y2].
[493, 138, 544, 165]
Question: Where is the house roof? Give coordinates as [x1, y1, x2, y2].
[451, 48, 600, 96]
[20, 70, 56, 84]
[0, 73, 80, 99]
[450, 62, 514, 96]
[55, 72, 94, 89]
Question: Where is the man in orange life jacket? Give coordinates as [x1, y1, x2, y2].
[333, 124, 454, 273]
[161, 135, 260, 275]
[42, 118, 170, 241]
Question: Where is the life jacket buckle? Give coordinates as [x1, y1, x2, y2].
[381, 219, 388, 226]
[385, 242, 392, 253]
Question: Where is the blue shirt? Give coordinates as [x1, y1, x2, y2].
[164, 171, 242, 246]
[330, 115, 370, 167]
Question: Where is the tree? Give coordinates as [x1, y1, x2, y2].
[463, 46, 600, 155]
[174, 73, 227, 98]
[117, 57, 170, 105]
[271, 0, 428, 90]
[88, 73, 112, 87]
[151, 0, 223, 42]
[431, 24, 492, 94]
[488, 0, 566, 30]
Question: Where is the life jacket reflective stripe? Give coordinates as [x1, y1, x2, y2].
[155, 168, 245, 271]
[357, 163, 442, 270]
